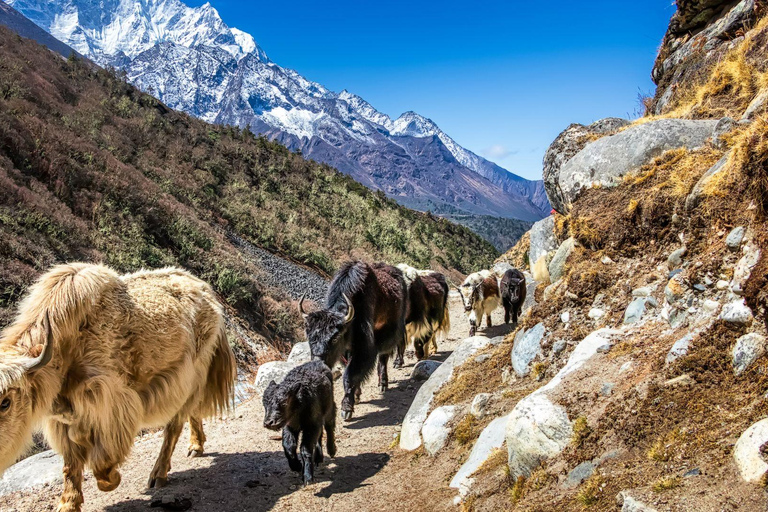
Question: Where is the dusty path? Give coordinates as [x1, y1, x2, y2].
[1, 296, 512, 512]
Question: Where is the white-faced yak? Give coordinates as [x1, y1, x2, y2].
[457, 273, 500, 337]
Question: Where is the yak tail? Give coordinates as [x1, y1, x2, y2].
[434, 294, 451, 342]
[199, 323, 236, 418]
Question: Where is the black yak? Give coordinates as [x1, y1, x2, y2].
[500, 268, 527, 325]
[262, 360, 336, 485]
[300, 261, 406, 420]
[394, 264, 450, 365]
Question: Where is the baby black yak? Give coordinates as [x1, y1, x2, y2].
[300, 261, 407, 420]
[262, 360, 337, 485]
[500, 268, 527, 325]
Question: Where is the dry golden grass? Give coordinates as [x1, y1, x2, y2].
[652, 476, 681, 493]
[575, 474, 605, 508]
[531, 361, 546, 381]
[453, 414, 478, 447]
[647, 428, 685, 462]
[509, 476, 526, 505]
[572, 416, 591, 446]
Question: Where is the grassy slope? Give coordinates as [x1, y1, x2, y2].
[0, 27, 497, 351]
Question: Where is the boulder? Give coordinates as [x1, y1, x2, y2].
[0, 450, 63, 496]
[720, 298, 754, 326]
[492, 261, 514, 278]
[254, 361, 297, 396]
[400, 336, 493, 451]
[554, 119, 718, 212]
[506, 394, 573, 479]
[623, 298, 647, 325]
[450, 414, 510, 496]
[731, 244, 761, 295]
[511, 323, 546, 376]
[726, 226, 746, 251]
[528, 216, 557, 269]
[666, 332, 695, 364]
[732, 333, 767, 376]
[287, 342, 311, 364]
[734, 418, 768, 482]
[422, 406, 459, 456]
[564, 461, 596, 489]
[686, 153, 730, 210]
[548, 237, 576, 282]
[505, 329, 622, 478]
[543, 119, 630, 213]
[470, 393, 493, 418]
[742, 90, 768, 121]
[411, 360, 441, 381]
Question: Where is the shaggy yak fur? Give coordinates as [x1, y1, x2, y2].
[262, 360, 336, 485]
[394, 264, 450, 364]
[458, 273, 500, 337]
[500, 268, 527, 325]
[301, 261, 406, 420]
[0, 263, 235, 512]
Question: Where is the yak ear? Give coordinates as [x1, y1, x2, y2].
[265, 380, 277, 396]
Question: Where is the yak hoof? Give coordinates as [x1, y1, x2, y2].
[379, 384, 388, 393]
[187, 449, 203, 458]
[341, 409, 353, 421]
[148, 476, 168, 489]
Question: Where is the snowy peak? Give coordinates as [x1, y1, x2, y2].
[7, 0, 268, 61]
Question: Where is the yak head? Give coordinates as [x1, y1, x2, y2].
[262, 380, 296, 431]
[0, 313, 54, 474]
[457, 286, 480, 336]
[300, 294, 354, 367]
[505, 278, 523, 303]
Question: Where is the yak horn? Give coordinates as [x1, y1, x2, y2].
[342, 294, 355, 324]
[23, 311, 54, 372]
[298, 294, 308, 319]
[456, 288, 467, 308]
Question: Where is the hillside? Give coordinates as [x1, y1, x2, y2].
[6, 0, 549, 229]
[0, 26, 497, 352]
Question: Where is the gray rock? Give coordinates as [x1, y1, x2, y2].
[588, 308, 605, 320]
[554, 119, 718, 212]
[422, 406, 459, 456]
[719, 299, 754, 326]
[401, 336, 493, 451]
[254, 360, 298, 396]
[0, 450, 63, 496]
[684, 468, 701, 478]
[726, 226, 746, 251]
[470, 393, 493, 418]
[450, 414, 509, 496]
[713, 117, 735, 147]
[623, 298, 647, 325]
[511, 323, 546, 376]
[632, 286, 653, 297]
[686, 153, 730, 210]
[742, 90, 768, 121]
[528, 216, 558, 267]
[493, 261, 514, 278]
[600, 382, 615, 397]
[411, 359, 442, 381]
[548, 237, 576, 282]
[474, 354, 491, 364]
[617, 491, 659, 512]
[564, 461, 596, 489]
[286, 342, 311, 364]
[543, 118, 630, 213]
[553, 340, 567, 355]
[666, 333, 694, 364]
[732, 333, 767, 376]
[667, 247, 686, 269]
[731, 244, 761, 295]
[734, 418, 768, 482]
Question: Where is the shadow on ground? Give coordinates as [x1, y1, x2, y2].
[103, 449, 390, 511]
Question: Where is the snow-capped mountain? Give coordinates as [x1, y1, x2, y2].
[9, 0, 549, 220]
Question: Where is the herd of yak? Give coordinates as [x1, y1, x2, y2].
[0, 260, 526, 510]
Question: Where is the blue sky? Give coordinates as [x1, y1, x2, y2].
[191, 0, 676, 180]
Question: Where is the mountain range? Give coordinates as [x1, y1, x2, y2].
[6, 0, 549, 226]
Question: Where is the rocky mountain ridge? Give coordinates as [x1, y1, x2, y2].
[7, 0, 549, 224]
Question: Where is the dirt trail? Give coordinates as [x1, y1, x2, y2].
[2, 296, 513, 512]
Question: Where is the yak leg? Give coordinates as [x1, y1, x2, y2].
[341, 324, 376, 420]
[325, 408, 337, 458]
[314, 429, 324, 465]
[512, 305, 519, 325]
[187, 415, 206, 457]
[299, 424, 322, 485]
[504, 302, 511, 324]
[486, 313, 493, 328]
[377, 353, 391, 393]
[148, 414, 184, 488]
[282, 426, 302, 472]
[393, 330, 406, 368]
[57, 443, 87, 512]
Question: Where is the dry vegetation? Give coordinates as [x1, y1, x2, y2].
[0, 28, 497, 346]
